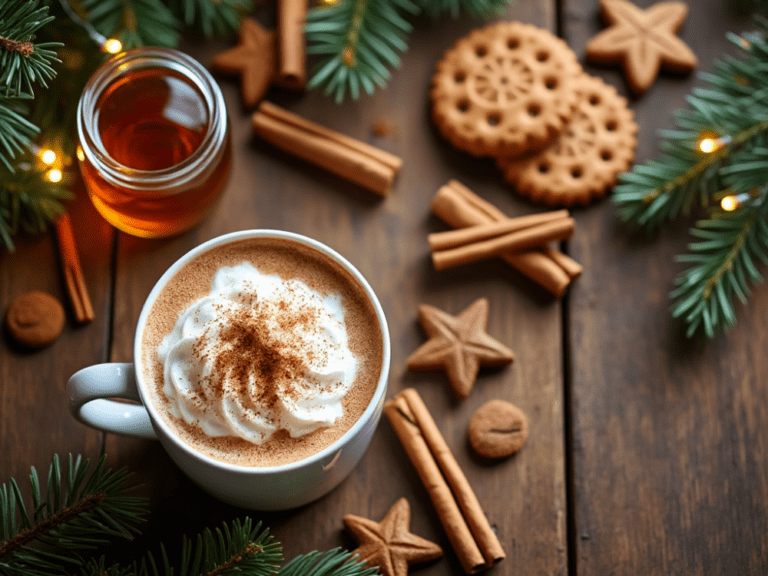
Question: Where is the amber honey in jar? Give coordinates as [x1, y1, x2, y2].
[77, 48, 231, 238]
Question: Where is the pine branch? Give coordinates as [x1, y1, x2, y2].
[414, 0, 512, 19]
[671, 186, 768, 338]
[0, 0, 62, 97]
[0, 151, 72, 251]
[135, 518, 283, 576]
[169, 0, 250, 38]
[613, 16, 768, 337]
[0, 95, 36, 170]
[276, 548, 379, 576]
[613, 17, 768, 229]
[80, 0, 180, 49]
[0, 454, 146, 576]
[306, 0, 419, 103]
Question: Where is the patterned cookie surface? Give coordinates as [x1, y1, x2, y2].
[497, 74, 637, 206]
[431, 21, 582, 157]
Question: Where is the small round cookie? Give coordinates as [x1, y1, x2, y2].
[468, 399, 528, 459]
[431, 21, 582, 158]
[5, 291, 65, 348]
[497, 73, 637, 206]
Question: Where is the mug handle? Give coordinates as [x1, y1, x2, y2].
[67, 363, 157, 440]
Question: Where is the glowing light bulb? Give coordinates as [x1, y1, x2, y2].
[104, 38, 123, 54]
[76, 146, 85, 162]
[698, 134, 732, 154]
[721, 195, 738, 211]
[40, 149, 57, 165]
[699, 138, 716, 153]
[47, 169, 63, 183]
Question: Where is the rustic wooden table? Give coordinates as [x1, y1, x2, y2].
[2, 0, 766, 574]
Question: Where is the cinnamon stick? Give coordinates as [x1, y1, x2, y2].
[384, 394, 488, 574]
[428, 209, 569, 252]
[54, 214, 94, 324]
[276, 0, 307, 90]
[432, 217, 575, 271]
[431, 180, 581, 296]
[252, 101, 402, 196]
[545, 246, 583, 279]
[400, 389, 506, 566]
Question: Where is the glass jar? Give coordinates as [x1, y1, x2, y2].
[77, 47, 232, 238]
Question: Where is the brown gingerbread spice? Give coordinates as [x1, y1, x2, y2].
[468, 399, 529, 459]
[200, 294, 321, 412]
[5, 291, 65, 349]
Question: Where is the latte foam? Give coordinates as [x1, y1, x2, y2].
[158, 262, 358, 443]
[140, 237, 383, 467]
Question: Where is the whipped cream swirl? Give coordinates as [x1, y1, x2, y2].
[158, 262, 358, 444]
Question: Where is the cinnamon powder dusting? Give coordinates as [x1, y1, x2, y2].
[201, 291, 322, 412]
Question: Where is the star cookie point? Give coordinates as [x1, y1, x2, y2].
[407, 298, 514, 399]
[211, 17, 277, 108]
[586, 0, 697, 95]
[344, 498, 443, 576]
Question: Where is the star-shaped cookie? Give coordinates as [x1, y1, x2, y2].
[406, 298, 515, 399]
[211, 18, 276, 108]
[586, 0, 697, 95]
[344, 498, 443, 576]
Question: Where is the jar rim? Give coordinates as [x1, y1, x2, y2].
[77, 47, 228, 192]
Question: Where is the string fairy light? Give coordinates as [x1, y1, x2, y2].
[40, 149, 57, 165]
[720, 190, 757, 212]
[46, 168, 63, 183]
[58, 0, 122, 54]
[698, 134, 733, 154]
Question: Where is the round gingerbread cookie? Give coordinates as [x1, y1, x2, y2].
[5, 291, 65, 348]
[468, 399, 528, 459]
[496, 73, 637, 206]
[430, 21, 582, 158]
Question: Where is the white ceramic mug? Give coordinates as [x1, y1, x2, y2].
[67, 230, 390, 510]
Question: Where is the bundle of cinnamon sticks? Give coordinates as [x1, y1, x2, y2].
[385, 388, 505, 574]
[431, 180, 583, 297]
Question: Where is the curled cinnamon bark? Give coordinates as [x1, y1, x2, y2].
[430, 180, 581, 296]
[384, 389, 506, 573]
[55, 214, 94, 324]
[431, 217, 575, 271]
[277, 0, 307, 89]
[428, 209, 569, 252]
[252, 102, 402, 195]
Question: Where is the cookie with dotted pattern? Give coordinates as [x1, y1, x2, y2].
[430, 21, 582, 158]
[496, 73, 637, 206]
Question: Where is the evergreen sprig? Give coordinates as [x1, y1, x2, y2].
[0, 150, 73, 250]
[170, 0, 250, 38]
[136, 518, 283, 576]
[0, 454, 146, 576]
[0, 454, 381, 576]
[613, 16, 768, 337]
[276, 548, 379, 576]
[0, 0, 61, 172]
[80, 0, 181, 50]
[306, 0, 419, 103]
[0, 96, 36, 171]
[414, 0, 510, 19]
[671, 186, 768, 337]
[0, 0, 61, 97]
[305, 0, 514, 102]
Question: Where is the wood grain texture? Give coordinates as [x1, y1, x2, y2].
[0, 184, 112, 489]
[103, 3, 566, 575]
[564, 0, 768, 574]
